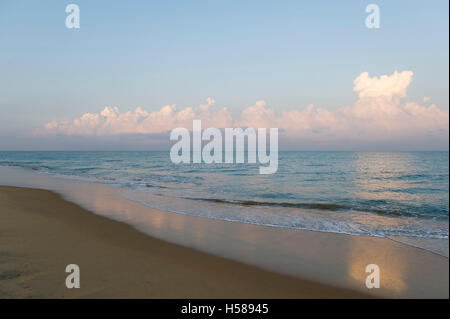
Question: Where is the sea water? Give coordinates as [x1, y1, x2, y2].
[0, 151, 448, 256]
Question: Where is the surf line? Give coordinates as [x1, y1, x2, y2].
[170, 120, 278, 174]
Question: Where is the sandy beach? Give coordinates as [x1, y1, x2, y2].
[0, 186, 369, 298]
[0, 164, 448, 299]
[1, 0, 449, 304]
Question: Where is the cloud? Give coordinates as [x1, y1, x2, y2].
[38, 98, 232, 136]
[353, 70, 413, 100]
[36, 70, 448, 149]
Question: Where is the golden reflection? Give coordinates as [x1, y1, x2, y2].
[150, 213, 164, 229]
[87, 188, 136, 220]
[346, 236, 408, 294]
[350, 152, 421, 202]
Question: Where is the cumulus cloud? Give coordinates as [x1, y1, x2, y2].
[38, 98, 232, 136]
[36, 70, 448, 148]
[353, 70, 413, 100]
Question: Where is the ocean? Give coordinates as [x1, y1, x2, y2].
[0, 151, 448, 256]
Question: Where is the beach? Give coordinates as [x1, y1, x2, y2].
[0, 165, 448, 298]
[1, 0, 448, 304]
[0, 186, 366, 298]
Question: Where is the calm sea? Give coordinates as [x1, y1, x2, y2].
[0, 151, 448, 256]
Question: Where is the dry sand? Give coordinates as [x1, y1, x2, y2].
[0, 186, 367, 298]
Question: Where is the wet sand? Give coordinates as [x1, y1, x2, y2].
[0, 186, 367, 298]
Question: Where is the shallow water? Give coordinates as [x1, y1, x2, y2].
[0, 151, 448, 256]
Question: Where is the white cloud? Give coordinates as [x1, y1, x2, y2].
[36, 71, 448, 148]
[353, 70, 413, 100]
[38, 98, 232, 136]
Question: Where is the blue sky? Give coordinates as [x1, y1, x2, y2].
[0, 0, 448, 150]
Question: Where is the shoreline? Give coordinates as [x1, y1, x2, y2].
[2, 164, 448, 258]
[0, 186, 366, 298]
[0, 166, 448, 298]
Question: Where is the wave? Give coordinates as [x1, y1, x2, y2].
[186, 197, 447, 220]
[189, 198, 345, 211]
[0, 163, 43, 171]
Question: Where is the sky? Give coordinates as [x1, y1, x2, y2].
[0, 0, 448, 150]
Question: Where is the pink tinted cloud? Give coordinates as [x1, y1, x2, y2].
[37, 70, 448, 145]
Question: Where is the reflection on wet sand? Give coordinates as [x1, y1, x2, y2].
[0, 166, 448, 298]
[346, 236, 408, 295]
